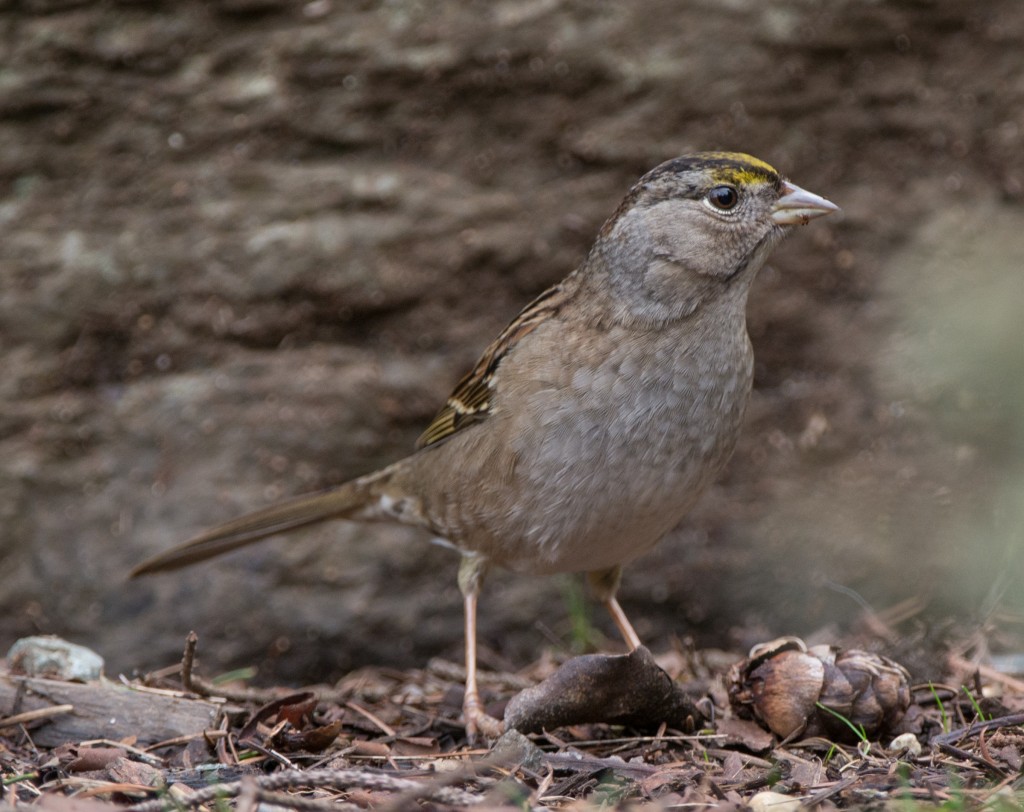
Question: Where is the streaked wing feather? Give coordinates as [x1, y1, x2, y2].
[416, 284, 567, 449]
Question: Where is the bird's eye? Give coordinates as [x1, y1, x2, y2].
[707, 185, 739, 210]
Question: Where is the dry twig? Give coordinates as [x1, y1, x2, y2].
[122, 767, 486, 811]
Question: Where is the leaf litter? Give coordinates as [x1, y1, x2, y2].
[3, 614, 1024, 810]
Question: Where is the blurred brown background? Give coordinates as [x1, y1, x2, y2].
[2, 0, 1022, 682]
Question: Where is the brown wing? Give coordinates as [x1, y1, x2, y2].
[416, 283, 568, 449]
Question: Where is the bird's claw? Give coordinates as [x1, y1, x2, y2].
[463, 693, 505, 744]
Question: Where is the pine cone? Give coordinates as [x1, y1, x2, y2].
[727, 637, 912, 741]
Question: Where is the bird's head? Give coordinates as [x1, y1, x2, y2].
[590, 152, 839, 327]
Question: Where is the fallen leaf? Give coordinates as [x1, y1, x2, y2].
[715, 717, 774, 752]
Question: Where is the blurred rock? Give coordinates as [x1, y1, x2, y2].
[1, 0, 1022, 681]
[7, 636, 104, 681]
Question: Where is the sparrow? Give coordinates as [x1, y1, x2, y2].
[132, 152, 840, 740]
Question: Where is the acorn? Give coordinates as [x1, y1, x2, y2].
[727, 637, 912, 741]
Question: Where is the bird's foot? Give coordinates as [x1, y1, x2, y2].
[463, 691, 504, 744]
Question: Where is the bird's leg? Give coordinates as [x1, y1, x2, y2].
[587, 565, 642, 651]
[457, 554, 504, 743]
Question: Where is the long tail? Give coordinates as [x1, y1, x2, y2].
[130, 472, 388, 577]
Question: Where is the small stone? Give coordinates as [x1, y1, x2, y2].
[888, 732, 922, 757]
[748, 790, 802, 812]
[486, 729, 545, 773]
[7, 636, 104, 682]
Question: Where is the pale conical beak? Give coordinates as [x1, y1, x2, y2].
[771, 180, 840, 226]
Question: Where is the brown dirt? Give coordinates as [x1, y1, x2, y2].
[2, 0, 1023, 699]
